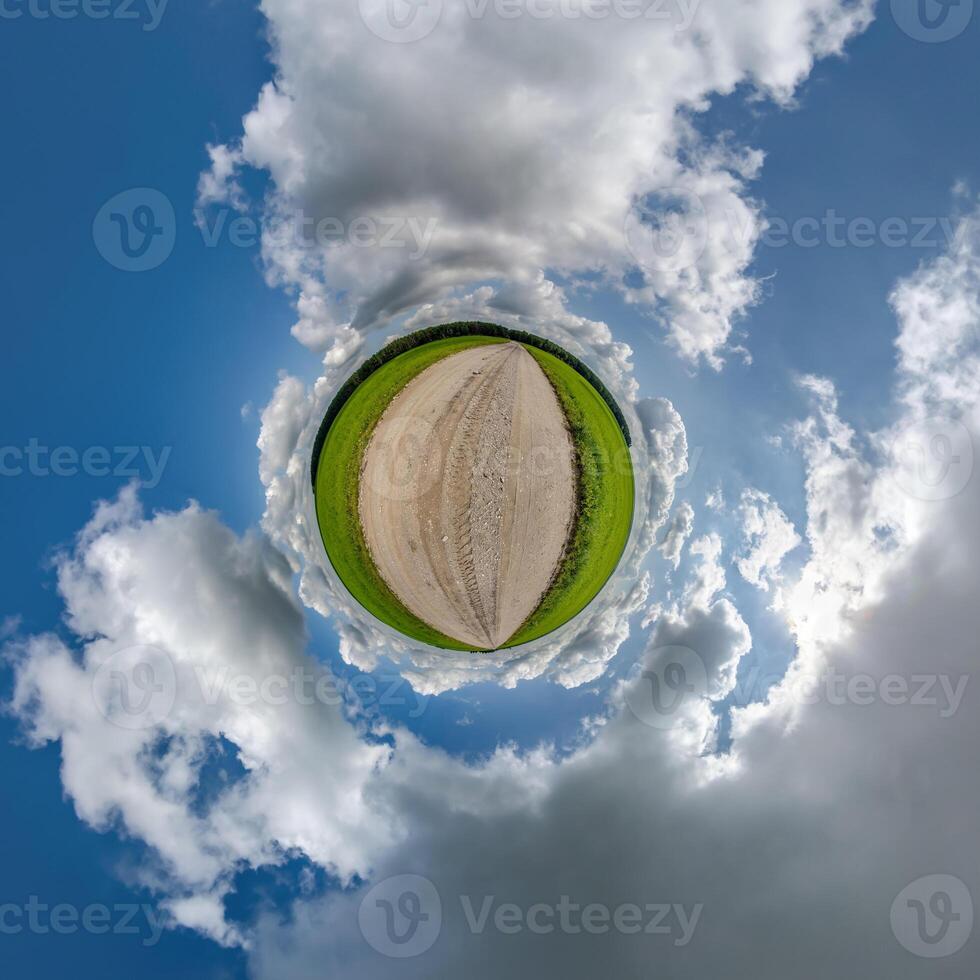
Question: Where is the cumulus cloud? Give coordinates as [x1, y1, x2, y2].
[195, 143, 246, 212]
[249, 476, 980, 979]
[6, 487, 395, 945]
[9, 195, 980, 974]
[247, 196, 980, 980]
[746, 194, 980, 723]
[17, 3, 980, 973]
[735, 488, 802, 592]
[657, 500, 695, 569]
[198, 0, 873, 368]
[891, 186, 980, 410]
[189, 0, 877, 692]
[682, 532, 728, 609]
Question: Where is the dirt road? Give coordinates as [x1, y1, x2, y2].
[359, 342, 576, 649]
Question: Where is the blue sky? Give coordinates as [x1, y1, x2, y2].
[3, 2, 980, 977]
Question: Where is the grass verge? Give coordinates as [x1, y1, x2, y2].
[314, 336, 506, 651]
[504, 346, 635, 648]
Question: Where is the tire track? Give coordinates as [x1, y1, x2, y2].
[359, 343, 574, 649]
[440, 344, 518, 646]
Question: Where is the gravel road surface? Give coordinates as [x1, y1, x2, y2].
[359, 342, 576, 649]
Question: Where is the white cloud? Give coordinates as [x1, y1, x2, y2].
[249, 469, 980, 978]
[658, 500, 695, 569]
[891, 188, 980, 409]
[193, 0, 876, 692]
[682, 532, 728, 609]
[735, 488, 802, 592]
[257, 372, 309, 485]
[199, 0, 873, 368]
[6, 487, 394, 946]
[247, 196, 980, 980]
[195, 143, 246, 211]
[746, 195, 980, 725]
[21, 5, 980, 974]
[9, 196, 980, 975]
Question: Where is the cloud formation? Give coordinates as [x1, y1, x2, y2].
[7, 488, 395, 945]
[250, 196, 980, 979]
[16, 5, 980, 976]
[200, 0, 873, 369]
[9, 196, 980, 973]
[735, 488, 801, 592]
[657, 499, 695, 569]
[250, 474, 980, 979]
[198, 0, 876, 690]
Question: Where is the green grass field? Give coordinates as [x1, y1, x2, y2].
[313, 335, 634, 651]
[314, 336, 506, 652]
[505, 346, 634, 647]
